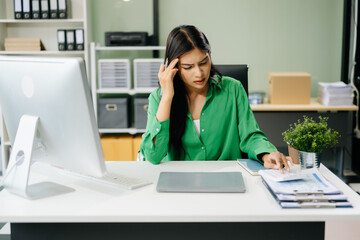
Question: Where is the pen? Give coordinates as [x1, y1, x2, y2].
[165, 58, 168, 69]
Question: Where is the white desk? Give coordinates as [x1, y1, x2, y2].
[1, 161, 360, 240]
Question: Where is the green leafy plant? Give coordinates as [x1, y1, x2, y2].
[282, 116, 340, 153]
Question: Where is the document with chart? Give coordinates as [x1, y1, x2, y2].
[259, 168, 352, 208]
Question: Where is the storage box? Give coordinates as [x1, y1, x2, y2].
[268, 72, 311, 104]
[134, 98, 149, 129]
[101, 136, 133, 161]
[4, 38, 45, 51]
[98, 98, 129, 128]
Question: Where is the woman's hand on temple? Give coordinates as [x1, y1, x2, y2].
[157, 58, 179, 99]
[262, 151, 294, 172]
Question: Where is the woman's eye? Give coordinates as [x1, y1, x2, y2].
[183, 66, 192, 70]
[200, 61, 208, 66]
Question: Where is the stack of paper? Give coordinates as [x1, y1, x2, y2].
[259, 168, 352, 208]
[4, 38, 45, 51]
[318, 82, 353, 106]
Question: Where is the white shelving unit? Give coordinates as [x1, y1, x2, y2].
[0, 0, 91, 172]
[90, 42, 166, 134]
[0, 0, 91, 60]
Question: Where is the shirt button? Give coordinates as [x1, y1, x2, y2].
[156, 128, 159, 132]
[201, 147, 205, 150]
[202, 129, 204, 132]
[202, 113, 205, 116]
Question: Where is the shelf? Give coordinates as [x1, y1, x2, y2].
[251, 98, 359, 112]
[0, 51, 84, 55]
[99, 128, 145, 134]
[90, 42, 160, 136]
[0, 19, 85, 24]
[97, 88, 156, 95]
[3, 141, 11, 146]
[95, 46, 166, 51]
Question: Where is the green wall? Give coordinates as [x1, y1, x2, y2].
[90, 0, 343, 97]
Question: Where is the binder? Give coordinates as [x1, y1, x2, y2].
[75, 29, 84, 50]
[22, 0, 31, 19]
[49, 0, 58, 19]
[66, 30, 75, 50]
[58, 0, 67, 19]
[40, 0, 49, 19]
[14, 0, 23, 19]
[31, 0, 40, 19]
[57, 29, 66, 51]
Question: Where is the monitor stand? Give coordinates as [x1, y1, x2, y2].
[3, 115, 74, 199]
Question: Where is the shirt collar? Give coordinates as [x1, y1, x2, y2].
[210, 75, 223, 89]
[186, 75, 222, 119]
[206, 75, 222, 100]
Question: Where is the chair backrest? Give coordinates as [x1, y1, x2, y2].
[214, 64, 248, 95]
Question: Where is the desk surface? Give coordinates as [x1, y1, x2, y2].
[251, 98, 358, 111]
[0, 161, 360, 223]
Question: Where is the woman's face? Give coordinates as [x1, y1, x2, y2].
[178, 48, 211, 93]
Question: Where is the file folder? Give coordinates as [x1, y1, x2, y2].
[49, 0, 58, 19]
[58, 0, 67, 19]
[259, 168, 352, 208]
[75, 29, 84, 50]
[66, 30, 75, 50]
[14, 0, 23, 19]
[22, 0, 31, 19]
[31, 0, 40, 19]
[57, 29, 66, 51]
[40, 0, 49, 19]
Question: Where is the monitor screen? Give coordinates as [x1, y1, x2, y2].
[0, 56, 106, 183]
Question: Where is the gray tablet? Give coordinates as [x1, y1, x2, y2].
[156, 172, 246, 193]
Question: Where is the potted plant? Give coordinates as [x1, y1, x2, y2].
[282, 115, 340, 169]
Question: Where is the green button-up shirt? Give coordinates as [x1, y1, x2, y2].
[140, 76, 277, 164]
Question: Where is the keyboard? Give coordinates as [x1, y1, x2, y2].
[258, 169, 306, 182]
[60, 170, 153, 190]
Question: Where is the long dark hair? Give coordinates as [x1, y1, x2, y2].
[164, 25, 220, 157]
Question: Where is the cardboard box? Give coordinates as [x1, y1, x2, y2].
[268, 72, 311, 104]
[101, 136, 133, 161]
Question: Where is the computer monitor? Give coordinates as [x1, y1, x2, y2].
[215, 64, 248, 95]
[0, 56, 106, 199]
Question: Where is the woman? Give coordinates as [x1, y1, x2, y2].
[140, 25, 292, 171]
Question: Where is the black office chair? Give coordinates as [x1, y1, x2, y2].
[214, 64, 248, 95]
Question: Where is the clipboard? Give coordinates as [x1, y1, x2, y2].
[260, 168, 352, 208]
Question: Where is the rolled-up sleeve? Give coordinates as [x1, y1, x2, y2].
[140, 91, 170, 164]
